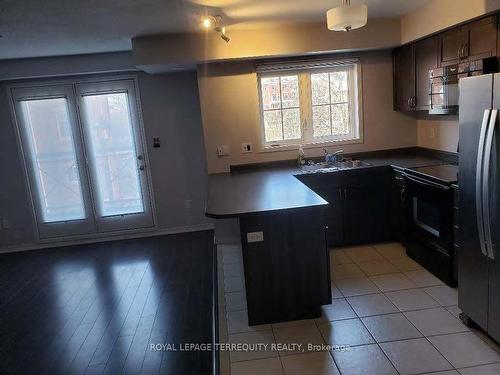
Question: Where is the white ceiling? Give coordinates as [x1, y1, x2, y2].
[0, 0, 430, 60]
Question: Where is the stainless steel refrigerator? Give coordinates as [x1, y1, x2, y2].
[458, 73, 500, 341]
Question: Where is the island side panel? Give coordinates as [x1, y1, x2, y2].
[239, 207, 331, 325]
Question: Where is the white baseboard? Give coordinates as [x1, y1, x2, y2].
[0, 223, 215, 254]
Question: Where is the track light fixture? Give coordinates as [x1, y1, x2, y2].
[201, 15, 230, 43]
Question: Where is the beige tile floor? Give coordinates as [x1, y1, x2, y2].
[218, 242, 500, 375]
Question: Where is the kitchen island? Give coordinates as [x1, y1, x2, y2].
[206, 147, 456, 325]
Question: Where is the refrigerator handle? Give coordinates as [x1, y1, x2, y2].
[483, 109, 498, 260]
[476, 109, 490, 258]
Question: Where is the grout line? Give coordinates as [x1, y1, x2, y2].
[343, 293, 401, 374]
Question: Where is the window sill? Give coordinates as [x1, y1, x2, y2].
[259, 138, 363, 153]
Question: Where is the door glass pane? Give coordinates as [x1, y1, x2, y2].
[20, 98, 85, 222]
[81, 92, 144, 217]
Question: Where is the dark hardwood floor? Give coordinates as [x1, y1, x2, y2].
[0, 230, 215, 375]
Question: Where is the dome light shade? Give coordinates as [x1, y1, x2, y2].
[327, 1, 368, 32]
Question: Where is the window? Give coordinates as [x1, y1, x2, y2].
[257, 60, 362, 149]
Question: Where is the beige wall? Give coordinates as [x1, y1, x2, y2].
[417, 118, 459, 153]
[133, 18, 401, 71]
[198, 50, 417, 174]
[401, 0, 500, 44]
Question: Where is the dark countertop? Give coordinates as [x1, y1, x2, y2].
[407, 164, 459, 184]
[206, 167, 328, 218]
[206, 149, 456, 218]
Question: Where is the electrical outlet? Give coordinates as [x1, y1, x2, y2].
[241, 142, 253, 153]
[247, 231, 264, 243]
[217, 145, 230, 157]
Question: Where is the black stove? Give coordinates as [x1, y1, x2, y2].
[406, 164, 458, 185]
[403, 164, 458, 286]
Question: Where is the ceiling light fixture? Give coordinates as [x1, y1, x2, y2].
[201, 15, 230, 43]
[327, 0, 368, 32]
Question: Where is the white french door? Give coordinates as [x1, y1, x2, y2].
[11, 78, 154, 239]
[76, 80, 153, 232]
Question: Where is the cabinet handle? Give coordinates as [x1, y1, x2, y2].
[344, 188, 348, 200]
[458, 46, 462, 59]
[400, 187, 406, 203]
[338, 188, 342, 201]
[407, 97, 412, 109]
[412, 96, 416, 108]
[463, 43, 468, 58]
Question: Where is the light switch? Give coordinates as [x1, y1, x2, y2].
[247, 231, 264, 243]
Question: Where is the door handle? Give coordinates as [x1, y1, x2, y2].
[476, 110, 491, 257]
[405, 174, 450, 191]
[482, 109, 497, 260]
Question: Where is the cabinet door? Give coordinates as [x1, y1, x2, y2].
[440, 28, 467, 66]
[296, 175, 344, 246]
[326, 188, 344, 246]
[466, 16, 497, 61]
[393, 44, 415, 112]
[342, 169, 391, 245]
[414, 36, 440, 111]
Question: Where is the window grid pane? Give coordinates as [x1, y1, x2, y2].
[330, 71, 349, 104]
[311, 69, 352, 139]
[312, 105, 332, 138]
[331, 103, 350, 135]
[261, 75, 301, 143]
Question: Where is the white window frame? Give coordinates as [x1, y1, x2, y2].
[256, 59, 363, 151]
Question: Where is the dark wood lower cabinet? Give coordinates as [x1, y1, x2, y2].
[239, 207, 331, 325]
[297, 167, 393, 248]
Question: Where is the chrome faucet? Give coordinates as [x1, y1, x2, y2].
[324, 149, 344, 164]
[333, 150, 344, 162]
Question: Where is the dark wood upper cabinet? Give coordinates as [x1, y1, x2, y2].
[440, 27, 467, 66]
[393, 44, 415, 112]
[414, 36, 440, 111]
[440, 15, 497, 66]
[466, 15, 497, 61]
[394, 13, 499, 113]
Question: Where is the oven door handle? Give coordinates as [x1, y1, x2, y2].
[404, 174, 450, 191]
[483, 109, 497, 260]
[476, 109, 491, 258]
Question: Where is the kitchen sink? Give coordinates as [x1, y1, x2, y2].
[305, 159, 372, 173]
[333, 160, 372, 169]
